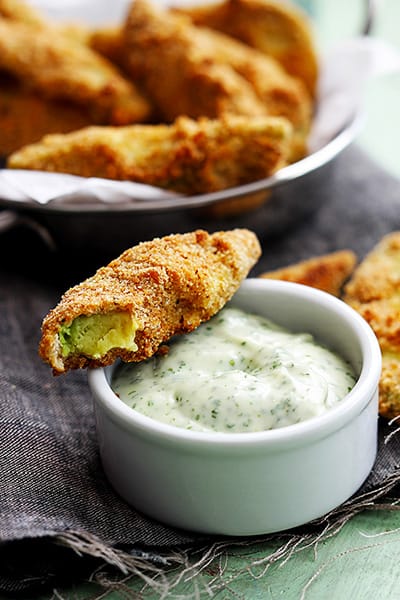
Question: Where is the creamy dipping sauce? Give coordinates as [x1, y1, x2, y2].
[111, 307, 356, 433]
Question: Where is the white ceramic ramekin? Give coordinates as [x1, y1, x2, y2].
[88, 279, 382, 536]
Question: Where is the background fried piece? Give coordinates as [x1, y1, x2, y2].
[7, 114, 292, 194]
[39, 229, 261, 375]
[379, 356, 400, 421]
[0, 17, 151, 125]
[259, 250, 357, 296]
[122, 0, 268, 122]
[0, 0, 46, 27]
[0, 0, 96, 44]
[344, 232, 400, 419]
[89, 25, 126, 70]
[91, 20, 310, 161]
[189, 25, 312, 161]
[174, 0, 318, 98]
[344, 232, 400, 305]
[0, 75, 92, 155]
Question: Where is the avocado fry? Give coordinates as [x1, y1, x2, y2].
[39, 229, 261, 375]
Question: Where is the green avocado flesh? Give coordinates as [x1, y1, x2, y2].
[59, 312, 139, 359]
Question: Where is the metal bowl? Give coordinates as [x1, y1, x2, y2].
[0, 112, 362, 257]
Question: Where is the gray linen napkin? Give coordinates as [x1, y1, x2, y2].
[0, 144, 399, 595]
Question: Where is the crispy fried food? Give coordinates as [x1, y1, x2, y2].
[89, 25, 126, 70]
[7, 114, 292, 194]
[0, 0, 94, 43]
[343, 232, 400, 419]
[259, 250, 357, 297]
[343, 233, 400, 305]
[378, 356, 400, 421]
[174, 0, 318, 98]
[39, 229, 261, 375]
[0, 75, 92, 155]
[0, 0, 46, 27]
[122, 0, 268, 122]
[189, 26, 312, 161]
[90, 17, 311, 160]
[0, 17, 151, 125]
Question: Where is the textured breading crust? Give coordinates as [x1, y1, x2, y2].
[89, 26, 127, 72]
[343, 232, 400, 419]
[122, 0, 269, 122]
[379, 355, 400, 421]
[7, 114, 292, 194]
[39, 229, 261, 375]
[0, 18, 151, 125]
[0, 0, 95, 44]
[0, 0, 46, 27]
[174, 0, 318, 98]
[91, 13, 311, 161]
[259, 250, 357, 297]
[343, 233, 400, 305]
[258, 243, 400, 420]
[168, 22, 311, 162]
[0, 76, 92, 156]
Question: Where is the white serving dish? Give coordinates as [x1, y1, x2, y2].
[88, 278, 381, 536]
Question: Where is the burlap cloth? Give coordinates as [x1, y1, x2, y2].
[1, 144, 400, 596]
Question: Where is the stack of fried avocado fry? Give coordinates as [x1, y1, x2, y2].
[2, 0, 318, 196]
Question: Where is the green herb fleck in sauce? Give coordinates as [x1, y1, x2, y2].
[111, 307, 356, 433]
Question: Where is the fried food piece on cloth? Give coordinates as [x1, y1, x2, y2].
[343, 232, 400, 419]
[39, 229, 261, 375]
[7, 114, 292, 194]
[174, 0, 318, 98]
[122, 0, 268, 121]
[259, 250, 357, 297]
[0, 18, 151, 125]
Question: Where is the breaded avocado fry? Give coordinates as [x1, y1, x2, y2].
[7, 114, 292, 194]
[344, 232, 400, 419]
[39, 229, 261, 375]
[259, 250, 357, 297]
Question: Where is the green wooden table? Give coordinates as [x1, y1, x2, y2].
[6, 2, 400, 599]
[32, 507, 400, 599]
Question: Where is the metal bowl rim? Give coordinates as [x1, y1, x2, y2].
[0, 112, 363, 216]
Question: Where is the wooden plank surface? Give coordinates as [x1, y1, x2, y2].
[27, 506, 400, 599]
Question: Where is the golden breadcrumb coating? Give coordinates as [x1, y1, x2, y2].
[0, 0, 96, 44]
[0, 76, 92, 155]
[122, 0, 268, 122]
[187, 25, 312, 161]
[379, 355, 400, 422]
[89, 26, 127, 71]
[344, 233, 400, 305]
[39, 229, 261, 375]
[0, 0, 46, 27]
[90, 14, 311, 161]
[259, 250, 357, 297]
[7, 114, 293, 194]
[174, 0, 318, 98]
[343, 232, 400, 419]
[0, 18, 151, 125]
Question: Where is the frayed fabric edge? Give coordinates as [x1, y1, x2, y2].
[52, 471, 400, 597]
